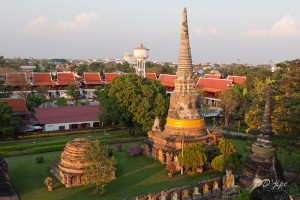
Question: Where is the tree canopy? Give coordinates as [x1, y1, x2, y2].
[0, 102, 21, 136]
[178, 144, 207, 173]
[26, 93, 47, 111]
[66, 84, 80, 105]
[54, 97, 68, 107]
[84, 140, 117, 195]
[0, 86, 13, 98]
[95, 74, 169, 133]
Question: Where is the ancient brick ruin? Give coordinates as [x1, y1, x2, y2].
[143, 8, 213, 164]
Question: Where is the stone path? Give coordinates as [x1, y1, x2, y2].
[207, 126, 252, 138]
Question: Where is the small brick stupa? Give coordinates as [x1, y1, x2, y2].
[51, 138, 89, 188]
[240, 86, 283, 187]
[143, 8, 213, 164]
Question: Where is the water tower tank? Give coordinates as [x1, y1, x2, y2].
[134, 44, 149, 60]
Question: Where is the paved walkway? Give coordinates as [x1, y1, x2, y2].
[207, 126, 252, 137]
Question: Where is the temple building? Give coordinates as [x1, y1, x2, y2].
[143, 8, 213, 164]
[240, 86, 283, 187]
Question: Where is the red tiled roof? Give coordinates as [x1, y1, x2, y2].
[227, 76, 246, 85]
[56, 72, 79, 85]
[0, 98, 27, 113]
[34, 105, 99, 124]
[196, 78, 233, 90]
[32, 73, 56, 86]
[158, 74, 176, 88]
[145, 73, 157, 80]
[5, 73, 30, 86]
[104, 73, 120, 84]
[83, 73, 106, 85]
[205, 74, 222, 79]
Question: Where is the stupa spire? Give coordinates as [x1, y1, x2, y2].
[260, 85, 272, 135]
[177, 7, 193, 75]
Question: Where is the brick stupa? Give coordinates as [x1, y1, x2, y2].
[51, 138, 89, 188]
[240, 86, 283, 187]
[143, 8, 213, 164]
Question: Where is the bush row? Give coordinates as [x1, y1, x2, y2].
[17, 127, 127, 140]
[0, 132, 129, 153]
[2, 137, 145, 157]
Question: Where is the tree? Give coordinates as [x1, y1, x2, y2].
[66, 84, 80, 105]
[84, 140, 117, 195]
[0, 85, 12, 98]
[54, 97, 67, 107]
[98, 74, 169, 132]
[211, 139, 239, 172]
[26, 93, 47, 111]
[178, 144, 207, 173]
[211, 155, 225, 172]
[94, 86, 135, 135]
[217, 139, 236, 156]
[244, 78, 272, 133]
[0, 102, 21, 136]
[272, 59, 300, 135]
[218, 88, 240, 129]
[0, 55, 5, 65]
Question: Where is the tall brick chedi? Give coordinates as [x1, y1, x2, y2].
[240, 86, 283, 187]
[143, 8, 212, 164]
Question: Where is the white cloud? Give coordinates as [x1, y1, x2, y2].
[194, 26, 218, 36]
[24, 16, 47, 32]
[56, 11, 98, 31]
[246, 15, 300, 37]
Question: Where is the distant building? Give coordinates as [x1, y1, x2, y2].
[158, 74, 176, 93]
[34, 105, 101, 132]
[227, 75, 246, 85]
[103, 72, 121, 84]
[145, 73, 157, 80]
[123, 53, 136, 64]
[20, 65, 36, 72]
[0, 98, 27, 116]
[196, 78, 233, 107]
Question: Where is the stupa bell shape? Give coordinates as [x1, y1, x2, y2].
[165, 7, 205, 135]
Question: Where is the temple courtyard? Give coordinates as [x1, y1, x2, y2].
[3, 139, 248, 200]
[2, 135, 295, 200]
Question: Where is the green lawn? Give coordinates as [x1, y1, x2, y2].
[0, 132, 144, 157]
[6, 142, 222, 200]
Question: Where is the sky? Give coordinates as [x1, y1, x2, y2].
[0, 0, 300, 65]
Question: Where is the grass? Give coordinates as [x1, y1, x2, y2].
[0, 132, 144, 157]
[5, 132, 293, 200]
[6, 142, 222, 200]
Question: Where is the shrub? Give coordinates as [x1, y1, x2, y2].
[211, 154, 240, 172]
[211, 155, 224, 172]
[128, 145, 143, 157]
[115, 144, 122, 152]
[178, 144, 207, 173]
[17, 128, 120, 140]
[218, 139, 236, 156]
[233, 189, 251, 200]
[36, 156, 44, 163]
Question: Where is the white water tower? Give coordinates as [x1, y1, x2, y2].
[133, 43, 149, 77]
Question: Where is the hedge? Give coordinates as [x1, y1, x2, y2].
[17, 127, 127, 140]
[1, 137, 145, 157]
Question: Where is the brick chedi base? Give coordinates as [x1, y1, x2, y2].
[51, 138, 89, 188]
[239, 134, 283, 187]
[143, 8, 213, 165]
